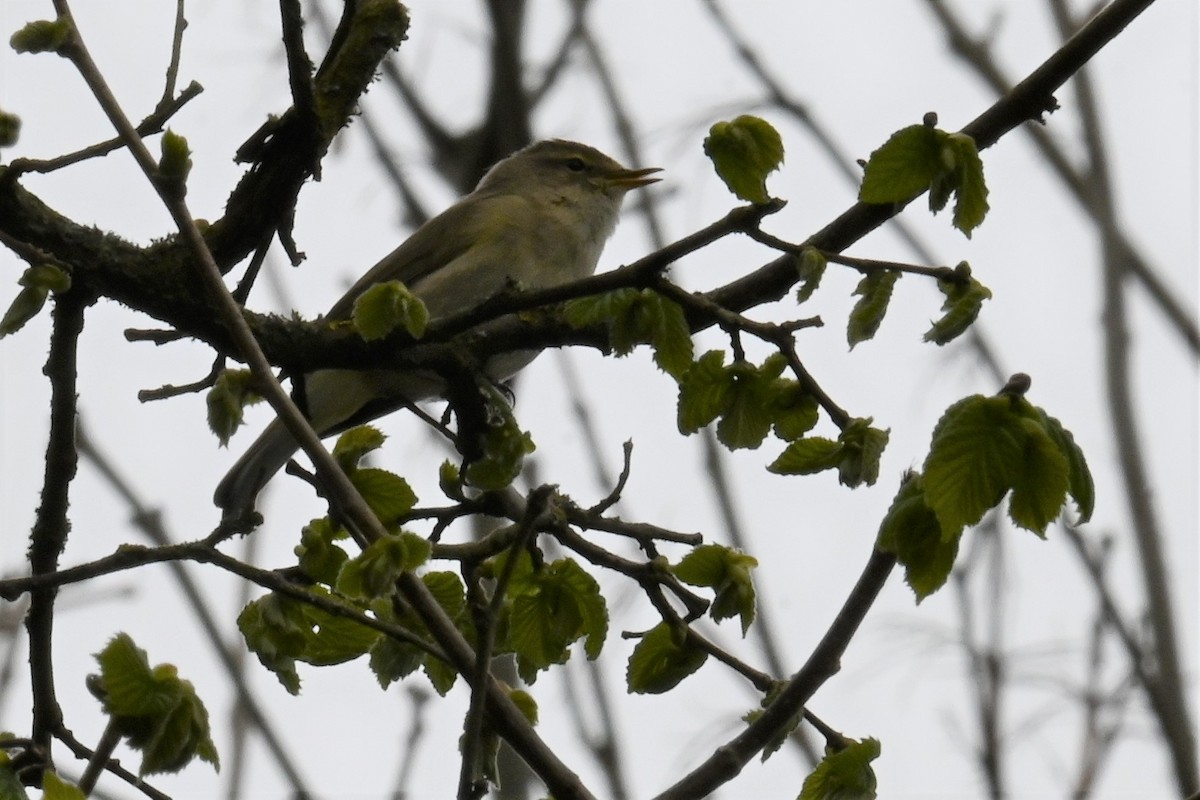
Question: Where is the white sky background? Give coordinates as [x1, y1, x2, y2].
[0, 1, 1196, 798]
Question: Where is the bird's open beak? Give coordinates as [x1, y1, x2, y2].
[605, 166, 663, 190]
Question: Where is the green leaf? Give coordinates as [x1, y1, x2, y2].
[768, 437, 842, 476]
[507, 557, 608, 683]
[644, 293, 695, 379]
[41, 772, 84, 800]
[507, 689, 539, 726]
[368, 633, 424, 689]
[564, 289, 694, 378]
[922, 395, 1025, 535]
[237, 594, 307, 694]
[463, 388, 536, 491]
[716, 360, 777, 450]
[847, 270, 900, 348]
[771, 384, 819, 441]
[836, 417, 890, 488]
[795, 248, 827, 304]
[19, 263, 71, 293]
[799, 738, 881, 800]
[0, 264, 71, 337]
[673, 544, 759, 635]
[350, 467, 418, 526]
[923, 262, 992, 345]
[0, 755, 30, 800]
[351, 280, 429, 341]
[876, 473, 957, 601]
[332, 425, 387, 472]
[10, 19, 73, 54]
[293, 600, 381, 666]
[679, 352, 808, 451]
[704, 115, 785, 204]
[337, 531, 430, 599]
[94, 634, 179, 718]
[0, 109, 21, 147]
[947, 133, 990, 238]
[677, 350, 732, 434]
[295, 517, 349, 586]
[1035, 409, 1095, 523]
[158, 129, 192, 190]
[626, 622, 708, 694]
[92, 633, 219, 776]
[365, 570, 470, 694]
[206, 369, 262, 446]
[859, 124, 945, 204]
[859, 122, 989, 238]
[1007, 417, 1069, 535]
[0, 285, 48, 338]
[419, 572, 470, 695]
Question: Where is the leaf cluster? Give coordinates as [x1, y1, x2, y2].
[91, 634, 219, 776]
[878, 393, 1094, 600]
[859, 118, 990, 238]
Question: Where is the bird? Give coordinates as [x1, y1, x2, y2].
[214, 139, 661, 519]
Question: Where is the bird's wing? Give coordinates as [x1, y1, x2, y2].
[324, 191, 523, 321]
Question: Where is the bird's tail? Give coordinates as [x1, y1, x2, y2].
[213, 419, 300, 521]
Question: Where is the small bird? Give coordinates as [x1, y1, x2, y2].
[214, 139, 661, 518]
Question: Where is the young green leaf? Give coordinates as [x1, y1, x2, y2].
[859, 121, 989, 238]
[206, 369, 263, 446]
[507, 689, 539, 726]
[923, 393, 1082, 537]
[703, 115, 785, 204]
[859, 124, 945, 204]
[564, 289, 694, 378]
[349, 467, 418, 527]
[768, 436, 843, 476]
[237, 594, 307, 694]
[238, 590, 380, 692]
[770, 418, 889, 488]
[507, 557, 608, 683]
[716, 360, 778, 450]
[332, 425, 388, 472]
[922, 395, 1025, 536]
[771, 384, 820, 441]
[0, 285, 48, 338]
[0, 264, 71, 338]
[626, 622, 708, 694]
[673, 544, 759, 635]
[10, 19, 73, 54]
[41, 772, 85, 800]
[1033, 409, 1095, 523]
[158, 129, 192, 191]
[677, 350, 733, 434]
[0, 109, 20, 147]
[351, 280, 429, 341]
[924, 262, 992, 345]
[947, 132, 990, 238]
[295, 517, 350, 586]
[799, 737, 881, 800]
[1006, 416, 1069, 535]
[337, 531, 431, 599]
[463, 390, 536, 491]
[876, 473, 957, 601]
[92, 633, 219, 776]
[795, 248, 827, 304]
[19, 263, 71, 293]
[847, 269, 900, 348]
[836, 417, 890, 488]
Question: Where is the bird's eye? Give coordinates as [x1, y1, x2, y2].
[564, 157, 587, 172]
